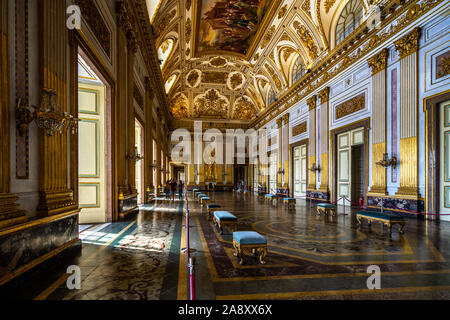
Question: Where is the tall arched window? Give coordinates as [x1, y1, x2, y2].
[292, 56, 306, 83]
[267, 87, 276, 106]
[158, 39, 174, 69]
[335, 0, 363, 46]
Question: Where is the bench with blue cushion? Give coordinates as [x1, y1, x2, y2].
[206, 204, 221, 220]
[200, 196, 210, 205]
[213, 211, 238, 234]
[264, 194, 277, 205]
[356, 211, 406, 234]
[316, 203, 337, 216]
[283, 198, 296, 208]
[233, 231, 267, 265]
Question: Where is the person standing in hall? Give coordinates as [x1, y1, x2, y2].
[178, 180, 184, 200]
[169, 180, 177, 202]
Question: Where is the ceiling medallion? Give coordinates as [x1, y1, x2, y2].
[227, 72, 245, 91]
[186, 69, 201, 88]
[209, 57, 228, 68]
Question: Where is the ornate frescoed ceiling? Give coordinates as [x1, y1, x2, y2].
[150, 0, 375, 124]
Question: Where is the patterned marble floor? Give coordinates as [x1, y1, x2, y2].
[4, 192, 450, 300]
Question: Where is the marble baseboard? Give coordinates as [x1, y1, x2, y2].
[367, 196, 425, 218]
[0, 212, 79, 287]
[306, 190, 330, 202]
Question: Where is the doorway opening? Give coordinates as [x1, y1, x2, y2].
[439, 100, 450, 221]
[77, 52, 112, 223]
[293, 144, 307, 198]
[335, 126, 367, 208]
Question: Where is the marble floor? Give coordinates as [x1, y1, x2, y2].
[2, 192, 450, 300]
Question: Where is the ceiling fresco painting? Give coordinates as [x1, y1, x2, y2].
[197, 0, 272, 55]
[151, 0, 377, 125]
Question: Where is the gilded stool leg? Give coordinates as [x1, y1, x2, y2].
[399, 222, 405, 234]
[259, 247, 267, 264]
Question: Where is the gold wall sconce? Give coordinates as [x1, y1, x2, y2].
[126, 147, 144, 162]
[16, 90, 78, 137]
[376, 153, 397, 168]
[309, 163, 321, 172]
[277, 168, 285, 175]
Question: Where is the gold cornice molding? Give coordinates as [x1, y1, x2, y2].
[394, 27, 422, 59]
[251, 0, 443, 130]
[282, 113, 290, 124]
[368, 48, 389, 75]
[318, 87, 330, 104]
[307, 96, 317, 111]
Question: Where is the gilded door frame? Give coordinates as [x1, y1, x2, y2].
[70, 30, 118, 222]
[424, 90, 450, 220]
[330, 118, 370, 205]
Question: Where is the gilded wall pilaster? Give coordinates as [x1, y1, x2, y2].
[368, 48, 388, 195]
[36, 0, 77, 217]
[276, 118, 283, 188]
[318, 87, 330, 193]
[144, 78, 154, 199]
[282, 113, 290, 188]
[0, 0, 27, 228]
[307, 95, 317, 191]
[394, 28, 421, 198]
[127, 35, 138, 195]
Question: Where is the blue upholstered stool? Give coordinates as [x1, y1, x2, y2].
[206, 204, 221, 220]
[316, 203, 337, 216]
[233, 231, 267, 265]
[200, 196, 210, 205]
[283, 198, 296, 208]
[356, 211, 405, 234]
[213, 211, 238, 234]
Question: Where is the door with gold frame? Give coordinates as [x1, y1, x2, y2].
[78, 83, 106, 223]
[440, 100, 450, 221]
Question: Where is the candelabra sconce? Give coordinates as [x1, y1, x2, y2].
[126, 147, 144, 163]
[16, 91, 78, 136]
[150, 160, 157, 169]
[376, 153, 397, 168]
[277, 169, 285, 176]
[309, 163, 321, 173]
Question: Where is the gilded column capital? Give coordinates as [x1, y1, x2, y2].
[318, 87, 330, 104]
[276, 118, 283, 128]
[368, 48, 389, 75]
[282, 113, 290, 125]
[307, 95, 317, 111]
[394, 27, 421, 59]
[116, 1, 131, 33]
[145, 77, 155, 100]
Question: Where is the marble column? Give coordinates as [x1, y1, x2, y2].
[307, 95, 317, 192]
[318, 87, 330, 196]
[394, 28, 421, 199]
[368, 48, 389, 195]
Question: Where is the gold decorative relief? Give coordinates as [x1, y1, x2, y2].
[209, 57, 228, 67]
[202, 71, 228, 84]
[318, 87, 330, 104]
[336, 93, 366, 120]
[228, 72, 245, 91]
[292, 122, 307, 136]
[265, 63, 282, 91]
[185, 0, 192, 11]
[261, 25, 276, 49]
[436, 50, 450, 79]
[278, 5, 288, 19]
[169, 94, 189, 119]
[156, 9, 176, 38]
[194, 89, 229, 119]
[307, 95, 317, 111]
[293, 21, 319, 60]
[282, 47, 296, 61]
[324, 0, 336, 13]
[233, 97, 256, 121]
[368, 48, 389, 75]
[186, 69, 201, 87]
[301, 0, 311, 17]
[185, 18, 192, 44]
[394, 27, 421, 59]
